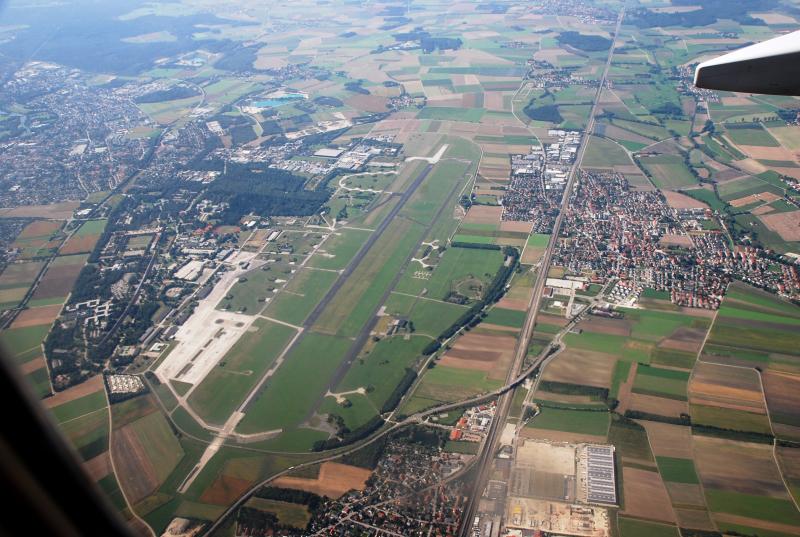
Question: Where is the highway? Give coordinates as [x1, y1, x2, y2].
[456, 9, 626, 535]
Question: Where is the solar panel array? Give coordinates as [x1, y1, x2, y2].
[585, 445, 616, 504]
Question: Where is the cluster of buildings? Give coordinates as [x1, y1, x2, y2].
[502, 131, 581, 233]
[553, 171, 800, 308]
[0, 62, 149, 206]
[297, 436, 472, 536]
[448, 401, 497, 443]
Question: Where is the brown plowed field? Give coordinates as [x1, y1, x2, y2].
[675, 508, 716, 531]
[729, 191, 781, 207]
[541, 348, 617, 388]
[60, 235, 99, 255]
[620, 467, 676, 523]
[629, 393, 688, 417]
[17, 220, 61, 238]
[272, 462, 371, 499]
[31, 264, 84, 300]
[759, 210, 800, 242]
[495, 297, 528, 311]
[499, 221, 532, 233]
[200, 474, 253, 505]
[666, 482, 705, 506]
[693, 436, 788, 498]
[463, 205, 503, 224]
[581, 317, 632, 336]
[763, 370, 800, 424]
[11, 304, 62, 328]
[689, 362, 765, 414]
[44, 375, 103, 408]
[19, 355, 45, 374]
[519, 427, 605, 444]
[84, 452, 111, 481]
[439, 331, 516, 380]
[640, 421, 693, 459]
[663, 190, 708, 210]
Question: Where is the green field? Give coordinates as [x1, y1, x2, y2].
[632, 365, 689, 401]
[703, 283, 800, 366]
[483, 307, 525, 328]
[217, 265, 283, 315]
[308, 228, 371, 270]
[0, 323, 49, 363]
[527, 407, 610, 437]
[336, 336, 428, 419]
[639, 154, 696, 189]
[51, 390, 107, 423]
[383, 293, 467, 338]
[0, 260, 45, 309]
[74, 218, 107, 236]
[618, 518, 679, 537]
[690, 404, 772, 435]
[60, 408, 109, 461]
[314, 219, 424, 337]
[582, 135, 632, 168]
[413, 364, 502, 405]
[130, 411, 185, 484]
[417, 106, 484, 122]
[705, 490, 800, 526]
[237, 333, 351, 434]
[395, 246, 503, 302]
[656, 456, 699, 484]
[725, 125, 781, 147]
[244, 498, 310, 528]
[188, 318, 297, 425]
[265, 268, 338, 326]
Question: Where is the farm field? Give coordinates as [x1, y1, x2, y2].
[10, 220, 64, 259]
[60, 218, 107, 255]
[701, 282, 800, 370]
[0, 260, 45, 310]
[638, 154, 697, 190]
[29, 253, 89, 303]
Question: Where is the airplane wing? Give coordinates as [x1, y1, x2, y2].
[694, 30, 800, 96]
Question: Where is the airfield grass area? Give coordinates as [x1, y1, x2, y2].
[307, 228, 371, 271]
[188, 318, 297, 425]
[237, 333, 352, 434]
[394, 245, 504, 301]
[265, 268, 338, 326]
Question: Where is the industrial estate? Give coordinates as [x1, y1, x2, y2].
[2, 0, 800, 536]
